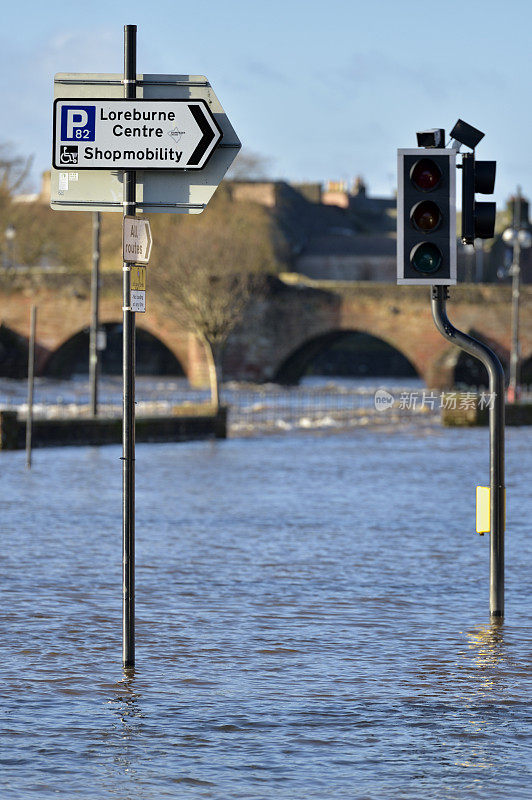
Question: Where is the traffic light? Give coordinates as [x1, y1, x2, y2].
[461, 153, 496, 244]
[397, 148, 456, 285]
[448, 119, 496, 246]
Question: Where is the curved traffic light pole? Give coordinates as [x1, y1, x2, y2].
[431, 285, 505, 617]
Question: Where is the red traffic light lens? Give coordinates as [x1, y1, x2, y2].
[410, 242, 442, 274]
[410, 201, 442, 232]
[410, 159, 442, 192]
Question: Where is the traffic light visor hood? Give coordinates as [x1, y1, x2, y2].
[475, 161, 496, 194]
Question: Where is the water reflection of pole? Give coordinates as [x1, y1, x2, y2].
[467, 621, 506, 678]
[109, 670, 142, 784]
[113, 670, 139, 724]
[465, 622, 507, 715]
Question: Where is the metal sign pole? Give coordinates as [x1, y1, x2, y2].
[89, 211, 101, 416]
[122, 24, 137, 669]
[49, 27, 242, 668]
[431, 285, 505, 617]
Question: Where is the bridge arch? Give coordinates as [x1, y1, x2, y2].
[454, 330, 508, 388]
[272, 329, 420, 385]
[427, 329, 508, 389]
[520, 353, 532, 387]
[42, 322, 185, 378]
[0, 323, 28, 378]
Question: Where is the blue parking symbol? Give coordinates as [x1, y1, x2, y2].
[60, 105, 96, 142]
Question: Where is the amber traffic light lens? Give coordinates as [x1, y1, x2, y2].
[410, 242, 442, 274]
[410, 200, 442, 232]
[410, 158, 442, 191]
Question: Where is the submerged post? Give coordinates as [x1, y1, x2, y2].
[122, 24, 137, 669]
[431, 285, 505, 617]
[26, 304, 36, 470]
[508, 188, 523, 403]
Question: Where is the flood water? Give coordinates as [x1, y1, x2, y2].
[1, 421, 532, 798]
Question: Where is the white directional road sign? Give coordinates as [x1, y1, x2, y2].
[123, 217, 152, 263]
[53, 99, 222, 171]
[50, 73, 241, 214]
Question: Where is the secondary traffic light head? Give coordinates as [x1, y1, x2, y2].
[461, 152, 496, 244]
[397, 148, 456, 285]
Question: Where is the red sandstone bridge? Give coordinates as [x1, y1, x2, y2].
[1, 273, 531, 388]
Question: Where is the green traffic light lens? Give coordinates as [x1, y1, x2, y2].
[410, 200, 442, 232]
[410, 242, 442, 274]
[410, 158, 442, 192]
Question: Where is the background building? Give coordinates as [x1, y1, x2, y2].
[229, 178, 532, 285]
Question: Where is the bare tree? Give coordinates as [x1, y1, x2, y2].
[225, 148, 272, 181]
[0, 144, 33, 198]
[151, 186, 280, 408]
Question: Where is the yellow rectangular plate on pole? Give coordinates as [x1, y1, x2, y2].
[476, 486, 490, 534]
[131, 266, 146, 291]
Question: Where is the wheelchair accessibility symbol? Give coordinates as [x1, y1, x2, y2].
[59, 145, 79, 165]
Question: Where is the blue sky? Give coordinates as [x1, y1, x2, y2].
[1, 0, 530, 206]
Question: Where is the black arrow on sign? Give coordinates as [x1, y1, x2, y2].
[187, 104, 218, 167]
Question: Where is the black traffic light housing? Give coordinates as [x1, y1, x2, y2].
[461, 153, 496, 244]
[449, 120, 497, 245]
[397, 148, 456, 285]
